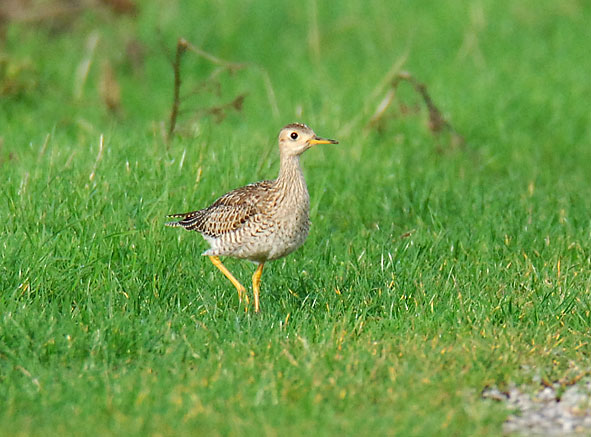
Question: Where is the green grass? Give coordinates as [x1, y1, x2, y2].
[1, 0, 591, 435]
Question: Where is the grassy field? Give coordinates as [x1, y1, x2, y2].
[1, 0, 591, 435]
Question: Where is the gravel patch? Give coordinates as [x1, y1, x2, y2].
[483, 380, 591, 435]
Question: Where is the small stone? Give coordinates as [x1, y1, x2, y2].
[561, 420, 575, 432]
[482, 387, 508, 401]
[536, 387, 556, 402]
[491, 382, 591, 436]
[561, 386, 586, 406]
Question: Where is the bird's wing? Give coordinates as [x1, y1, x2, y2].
[166, 180, 274, 236]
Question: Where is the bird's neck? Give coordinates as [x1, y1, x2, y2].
[277, 154, 307, 193]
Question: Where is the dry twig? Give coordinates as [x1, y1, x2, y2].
[166, 37, 279, 142]
[99, 59, 121, 114]
[167, 38, 248, 141]
[167, 38, 188, 141]
[368, 71, 465, 149]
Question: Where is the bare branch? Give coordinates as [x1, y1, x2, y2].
[367, 71, 465, 148]
[167, 38, 188, 142]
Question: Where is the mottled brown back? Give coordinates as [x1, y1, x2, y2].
[166, 180, 274, 237]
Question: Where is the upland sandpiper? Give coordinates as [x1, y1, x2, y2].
[166, 123, 338, 313]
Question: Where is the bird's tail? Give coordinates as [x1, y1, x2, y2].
[165, 213, 189, 227]
[164, 220, 182, 227]
[165, 210, 202, 229]
[165, 212, 189, 227]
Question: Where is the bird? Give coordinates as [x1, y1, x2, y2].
[166, 123, 338, 313]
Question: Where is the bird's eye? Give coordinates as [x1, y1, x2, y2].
[290, 132, 298, 140]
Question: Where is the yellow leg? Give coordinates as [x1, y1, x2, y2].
[208, 256, 249, 307]
[252, 262, 265, 313]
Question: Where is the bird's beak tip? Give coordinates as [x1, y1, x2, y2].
[309, 137, 339, 145]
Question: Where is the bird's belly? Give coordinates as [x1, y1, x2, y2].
[240, 216, 309, 261]
[264, 222, 309, 260]
[206, 209, 308, 261]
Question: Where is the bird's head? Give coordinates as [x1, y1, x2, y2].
[278, 123, 338, 156]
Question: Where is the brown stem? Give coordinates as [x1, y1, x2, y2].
[167, 38, 188, 142]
